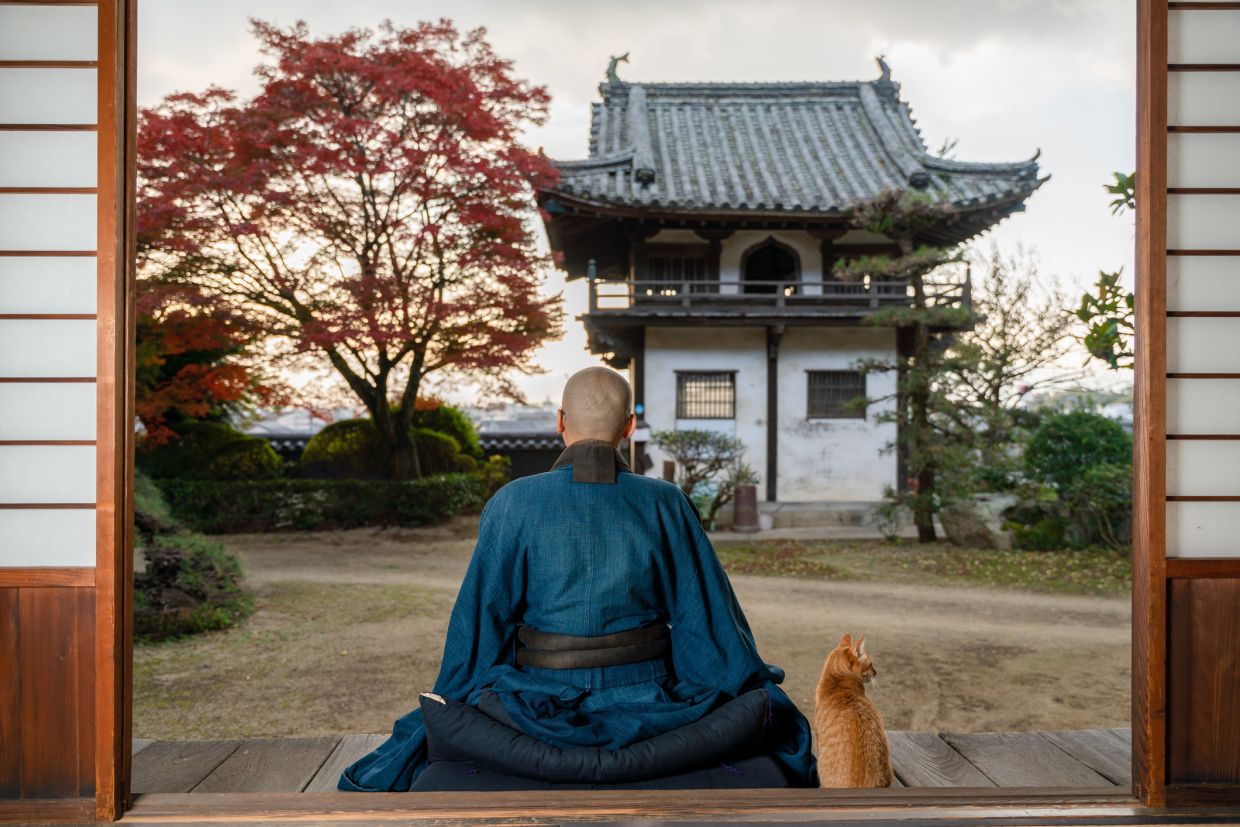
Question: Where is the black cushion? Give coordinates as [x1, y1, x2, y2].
[412, 754, 789, 791]
[419, 688, 771, 784]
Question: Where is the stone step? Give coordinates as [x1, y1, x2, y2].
[759, 501, 882, 529]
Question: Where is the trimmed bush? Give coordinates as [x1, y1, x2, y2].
[139, 420, 281, 481]
[412, 403, 482, 458]
[157, 473, 489, 533]
[300, 418, 468, 479]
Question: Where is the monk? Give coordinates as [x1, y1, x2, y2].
[340, 367, 816, 790]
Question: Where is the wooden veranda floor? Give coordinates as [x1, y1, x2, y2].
[129, 728, 1132, 794]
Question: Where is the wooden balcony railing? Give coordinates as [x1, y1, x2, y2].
[587, 273, 972, 314]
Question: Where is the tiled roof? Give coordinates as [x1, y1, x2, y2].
[547, 72, 1045, 215]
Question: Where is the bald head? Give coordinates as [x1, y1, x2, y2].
[559, 367, 634, 445]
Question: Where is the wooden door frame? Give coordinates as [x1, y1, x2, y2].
[95, 0, 137, 820]
[86, 0, 1229, 821]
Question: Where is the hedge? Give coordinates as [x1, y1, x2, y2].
[157, 473, 490, 533]
[139, 420, 282, 481]
[300, 419, 471, 479]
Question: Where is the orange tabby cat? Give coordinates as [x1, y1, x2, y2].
[813, 633, 893, 788]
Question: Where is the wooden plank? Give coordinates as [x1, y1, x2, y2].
[304, 733, 384, 793]
[1041, 729, 1132, 787]
[1167, 557, 1240, 578]
[0, 567, 94, 588]
[192, 737, 339, 794]
[0, 589, 19, 798]
[941, 732, 1112, 788]
[120, 788, 1142, 825]
[1109, 727, 1133, 745]
[1133, 0, 1170, 808]
[18, 587, 82, 798]
[130, 739, 241, 794]
[1168, 578, 1240, 783]
[131, 738, 153, 756]
[886, 731, 994, 788]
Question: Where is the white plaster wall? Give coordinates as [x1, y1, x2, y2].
[776, 327, 898, 501]
[641, 325, 898, 502]
[642, 327, 768, 490]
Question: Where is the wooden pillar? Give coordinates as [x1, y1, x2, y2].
[1134, 0, 1240, 807]
[765, 325, 783, 502]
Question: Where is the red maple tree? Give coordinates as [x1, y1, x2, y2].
[135, 281, 278, 446]
[137, 19, 562, 478]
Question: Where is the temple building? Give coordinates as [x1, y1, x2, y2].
[538, 59, 1045, 504]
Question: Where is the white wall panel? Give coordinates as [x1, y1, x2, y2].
[1168, 133, 1240, 189]
[0, 509, 95, 567]
[0, 445, 94, 503]
[1167, 501, 1240, 558]
[0, 382, 95, 440]
[0, 68, 96, 124]
[0, 5, 97, 61]
[1167, 440, 1240, 496]
[1168, 379, 1240, 434]
[0, 194, 95, 251]
[0, 319, 96, 377]
[0, 256, 96, 313]
[1167, 317, 1240, 374]
[1167, 194, 1240, 249]
[1167, 72, 1240, 126]
[1167, 255, 1240, 311]
[0, 131, 96, 188]
[1168, 9, 1240, 64]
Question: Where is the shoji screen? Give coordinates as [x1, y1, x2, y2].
[1135, 0, 1240, 808]
[0, 0, 131, 821]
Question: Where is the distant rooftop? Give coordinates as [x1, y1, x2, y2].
[544, 59, 1045, 218]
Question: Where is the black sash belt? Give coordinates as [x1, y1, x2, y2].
[517, 624, 670, 669]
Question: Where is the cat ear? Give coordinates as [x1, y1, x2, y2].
[839, 632, 853, 648]
[855, 636, 867, 655]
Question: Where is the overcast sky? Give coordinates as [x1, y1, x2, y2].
[138, 0, 1136, 406]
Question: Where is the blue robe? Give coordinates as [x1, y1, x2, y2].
[339, 452, 817, 790]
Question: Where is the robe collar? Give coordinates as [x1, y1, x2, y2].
[551, 438, 631, 483]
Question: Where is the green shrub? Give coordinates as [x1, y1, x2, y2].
[157, 474, 489, 533]
[135, 532, 252, 640]
[139, 421, 281, 481]
[1025, 411, 1131, 491]
[300, 418, 468, 479]
[299, 419, 382, 479]
[412, 404, 482, 458]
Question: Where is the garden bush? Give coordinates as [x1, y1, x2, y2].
[300, 418, 469, 479]
[1012, 411, 1133, 552]
[1024, 411, 1131, 491]
[134, 471, 252, 640]
[157, 473, 490, 533]
[135, 532, 253, 640]
[412, 403, 482, 458]
[138, 420, 281, 481]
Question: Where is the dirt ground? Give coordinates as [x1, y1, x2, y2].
[134, 517, 1131, 739]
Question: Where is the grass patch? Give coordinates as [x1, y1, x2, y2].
[715, 540, 1131, 596]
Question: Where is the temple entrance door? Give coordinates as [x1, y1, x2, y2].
[741, 238, 798, 295]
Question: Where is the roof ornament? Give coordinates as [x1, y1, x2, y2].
[606, 52, 630, 86]
[876, 54, 892, 83]
[874, 54, 900, 98]
[626, 85, 657, 186]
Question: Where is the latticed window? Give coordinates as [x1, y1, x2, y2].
[807, 370, 866, 419]
[676, 372, 736, 419]
[647, 254, 708, 283]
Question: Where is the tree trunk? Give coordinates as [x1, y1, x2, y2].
[368, 375, 422, 481]
[909, 274, 938, 543]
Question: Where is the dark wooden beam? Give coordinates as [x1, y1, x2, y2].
[765, 326, 783, 502]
